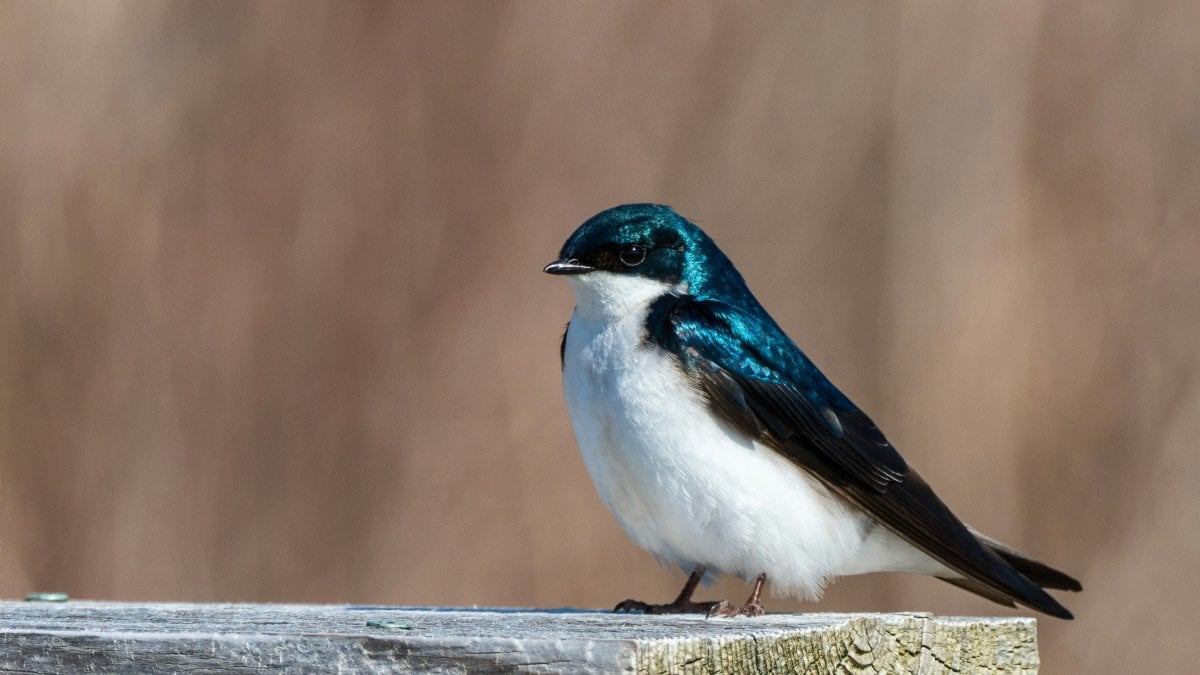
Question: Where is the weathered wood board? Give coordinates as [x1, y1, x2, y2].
[0, 601, 1038, 673]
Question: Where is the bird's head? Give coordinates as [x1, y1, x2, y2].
[545, 204, 747, 316]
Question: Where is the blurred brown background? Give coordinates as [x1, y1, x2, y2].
[1, 2, 1197, 672]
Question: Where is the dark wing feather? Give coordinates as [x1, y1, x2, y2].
[647, 294, 1077, 619]
[971, 528, 1083, 591]
[560, 322, 570, 369]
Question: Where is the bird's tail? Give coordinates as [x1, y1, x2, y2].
[936, 528, 1080, 616]
[971, 529, 1082, 592]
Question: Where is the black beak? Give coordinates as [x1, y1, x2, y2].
[543, 258, 594, 275]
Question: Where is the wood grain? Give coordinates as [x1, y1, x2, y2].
[0, 602, 1038, 673]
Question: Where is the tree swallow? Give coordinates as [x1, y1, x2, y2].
[545, 204, 1081, 619]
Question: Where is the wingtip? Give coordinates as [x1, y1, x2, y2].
[1024, 585, 1076, 620]
[1041, 602, 1075, 621]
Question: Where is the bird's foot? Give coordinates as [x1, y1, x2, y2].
[613, 598, 721, 615]
[707, 572, 768, 618]
[613, 568, 719, 614]
[706, 599, 765, 618]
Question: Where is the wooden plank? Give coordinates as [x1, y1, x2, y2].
[0, 601, 1038, 673]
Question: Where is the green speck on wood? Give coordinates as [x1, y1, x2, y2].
[24, 593, 69, 602]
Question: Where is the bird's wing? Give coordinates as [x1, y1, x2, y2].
[645, 294, 1075, 619]
[560, 321, 570, 368]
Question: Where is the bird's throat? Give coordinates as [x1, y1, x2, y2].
[567, 272, 679, 323]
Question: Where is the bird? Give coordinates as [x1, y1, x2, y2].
[544, 203, 1081, 619]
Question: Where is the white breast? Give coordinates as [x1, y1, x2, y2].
[559, 272, 945, 599]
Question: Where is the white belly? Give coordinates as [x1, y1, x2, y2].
[564, 304, 887, 599]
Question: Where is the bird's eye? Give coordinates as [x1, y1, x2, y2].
[619, 244, 647, 267]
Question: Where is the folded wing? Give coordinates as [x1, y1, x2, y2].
[645, 294, 1079, 619]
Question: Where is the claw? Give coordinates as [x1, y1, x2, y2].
[707, 599, 765, 618]
[707, 573, 768, 618]
[613, 599, 651, 613]
[614, 598, 719, 614]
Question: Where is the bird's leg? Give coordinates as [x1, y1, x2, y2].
[613, 568, 721, 614]
[707, 573, 767, 618]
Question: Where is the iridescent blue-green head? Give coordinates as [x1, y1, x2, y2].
[544, 204, 749, 302]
